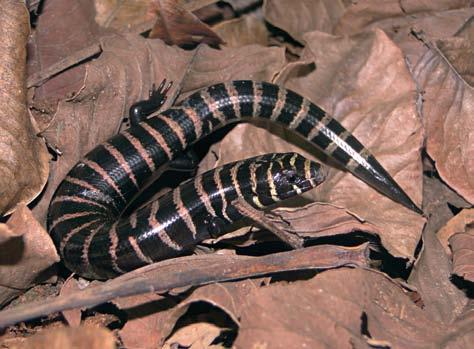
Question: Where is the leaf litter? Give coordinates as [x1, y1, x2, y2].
[1, 0, 474, 348]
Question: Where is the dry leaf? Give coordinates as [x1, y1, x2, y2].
[214, 15, 269, 48]
[423, 176, 471, 242]
[272, 202, 381, 238]
[449, 228, 474, 282]
[115, 293, 180, 349]
[0, 1, 49, 215]
[163, 322, 222, 349]
[412, 23, 474, 204]
[263, 0, 346, 43]
[0, 205, 59, 306]
[173, 279, 260, 326]
[235, 268, 447, 348]
[94, 0, 151, 29]
[59, 277, 83, 327]
[265, 1, 474, 66]
[30, 0, 103, 100]
[149, 0, 224, 46]
[179, 44, 286, 94]
[409, 231, 468, 324]
[9, 325, 116, 349]
[438, 209, 474, 255]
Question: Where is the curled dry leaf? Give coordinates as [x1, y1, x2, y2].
[149, 0, 224, 46]
[438, 209, 474, 255]
[450, 228, 474, 282]
[435, 209, 474, 282]
[0, 1, 49, 214]
[0, 205, 59, 307]
[412, 25, 474, 204]
[10, 325, 115, 349]
[234, 268, 449, 348]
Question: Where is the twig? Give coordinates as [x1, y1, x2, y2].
[0, 244, 370, 328]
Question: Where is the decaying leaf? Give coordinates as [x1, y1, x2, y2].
[0, 1, 49, 215]
[149, 0, 224, 46]
[0, 205, 59, 307]
[412, 24, 474, 204]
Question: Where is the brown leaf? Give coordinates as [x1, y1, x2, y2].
[179, 44, 286, 94]
[95, 0, 152, 30]
[29, 0, 103, 100]
[59, 277, 83, 327]
[423, 176, 471, 242]
[264, 1, 474, 67]
[149, 0, 224, 46]
[235, 268, 446, 348]
[409, 229, 468, 324]
[114, 293, 180, 349]
[174, 279, 260, 325]
[0, 1, 49, 214]
[213, 15, 269, 47]
[263, 0, 347, 43]
[163, 323, 222, 349]
[0, 205, 59, 306]
[10, 325, 116, 349]
[412, 23, 474, 204]
[272, 202, 382, 239]
[438, 209, 474, 256]
[450, 228, 474, 282]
